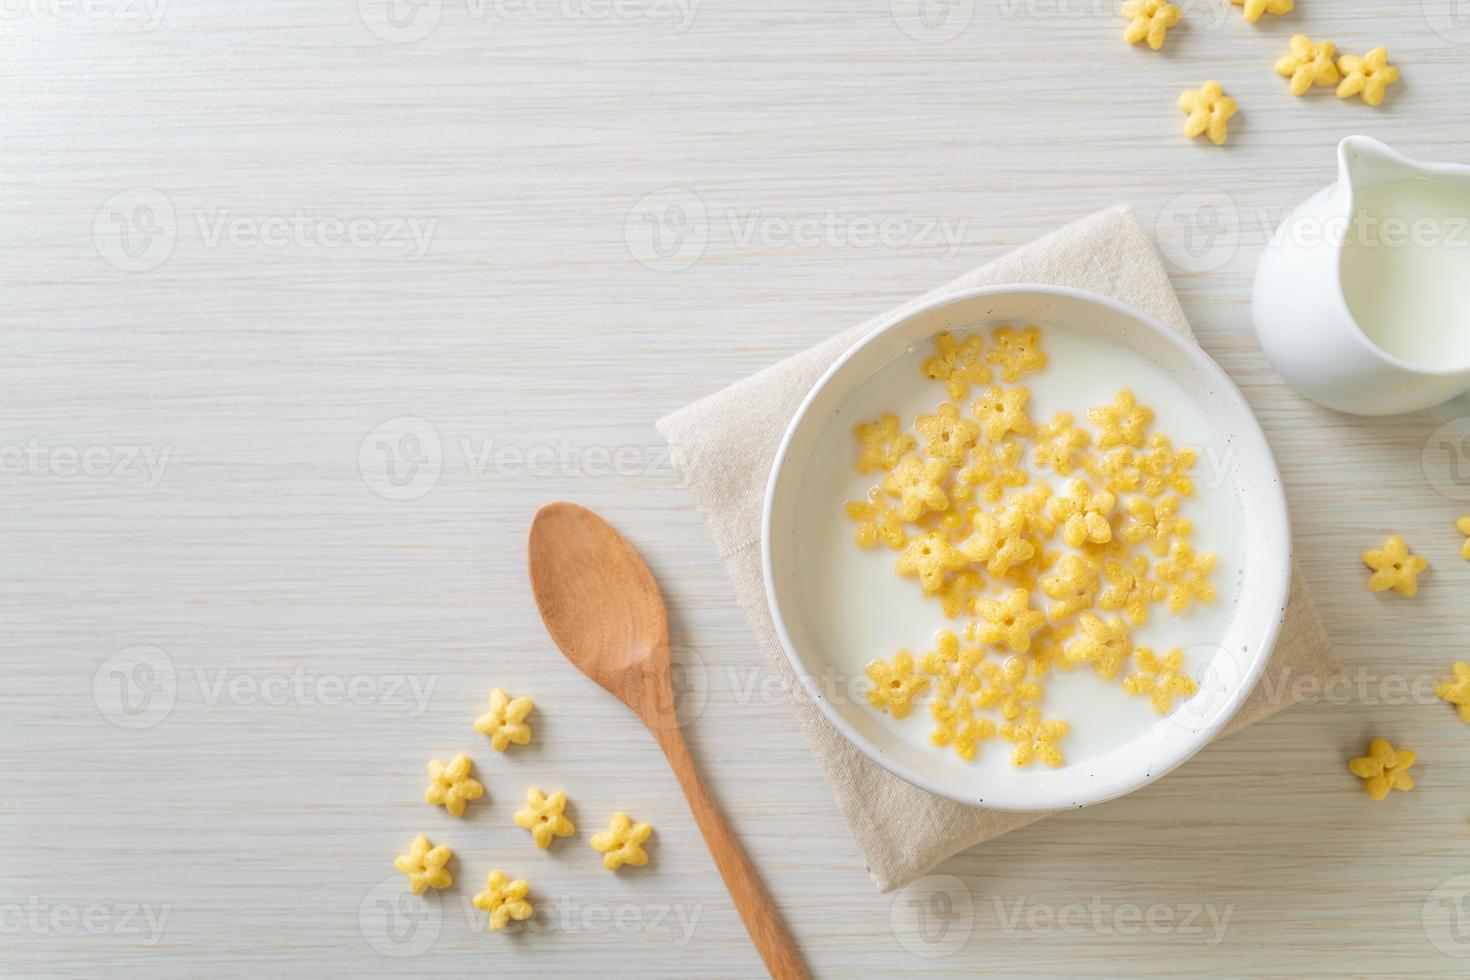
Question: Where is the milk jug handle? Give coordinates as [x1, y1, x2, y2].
[1433, 389, 1470, 431]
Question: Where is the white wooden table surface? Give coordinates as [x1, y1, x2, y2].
[5, 1, 1470, 976]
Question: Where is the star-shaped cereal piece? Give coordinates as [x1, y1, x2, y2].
[1348, 738, 1415, 800]
[1121, 495, 1192, 557]
[999, 706, 1069, 768]
[986, 326, 1047, 383]
[1065, 613, 1132, 680]
[928, 696, 996, 762]
[918, 630, 984, 700]
[1122, 647, 1198, 714]
[1138, 434, 1196, 498]
[865, 650, 929, 718]
[971, 587, 1046, 654]
[1086, 446, 1143, 496]
[844, 488, 908, 551]
[1089, 389, 1154, 450]
[971, 385, 1035, 443]
[1458, 516, 1470, 560]
[854, 413, 916, 475]
[474, 688, 534, 751]
[1435, 661, 1470, 724]
[1276, 34, 1338, 96]
[954, 439, 1028, 504]
[1033, 411, 1092, 476]
[1039, 554, 1100, 622]
[425, 754, 485, 817]
[914, 403, 981, 467]
[473, 870, 533, 931]
[514, 787, 576, 848]
[394, 835, 453, 895]
[1028, 622, 1076, 677]
[1336, 48, 1400, 107]
[1122, 0, 1181, 51]
[922, 330, 993, 400]
[1047, 478, 1116, 549]
[882, 456, 950, 522]
[1179, 81, 1238, 146]
[1362, 535, 1427, 597]
[1098, 554, 1167, 627]
[934, 569, 984, 619]
[1231, 0, 1292, 23]
[973, 656, 1044, 721]
[960, 507, 1036, 577]
[897, 529, 967, 593]
[589, 812, 653, 871]
[1156, 540, 1218, 613]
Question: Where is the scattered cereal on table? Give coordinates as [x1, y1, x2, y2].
[1122, 647, 1198, 714]
[865, 651, 929, 718]
[1121, 0, 1180, 50]
[394, 835, 453, 895]
[514, 787, 576, 848]
[1275, 35, 1339, 96]
[855, 413, 916, 475]
[1178, 81, 1238, 146]
[1231, 0, 1292, 22]
[922, 331, 992, 400]
[1362, 535, 1427, 597]
[1435, 662, 1470, 724]
[590, 812, 653, 871]
[1458, 516, 1470, 560]
[1336, 48, 1399, 107]
[425, 754, 484, 817]
[1348, 739, 1415, 800]
[474, 688, 534, 752]
[473, 870, 533, 931]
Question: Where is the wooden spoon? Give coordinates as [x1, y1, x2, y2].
[529, 501, 808, 979]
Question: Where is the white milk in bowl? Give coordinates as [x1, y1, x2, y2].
[792, 324, 1246, 779]
[1340, 177, 1470, 368]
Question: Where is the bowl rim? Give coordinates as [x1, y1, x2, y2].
[760, 283, 1292, 811]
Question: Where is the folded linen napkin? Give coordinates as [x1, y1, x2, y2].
[656, 205, 1342, 893]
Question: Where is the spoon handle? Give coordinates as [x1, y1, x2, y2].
[650, 722, 809, 980]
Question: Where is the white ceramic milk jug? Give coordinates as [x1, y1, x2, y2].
[1254, 136, 1470, 416]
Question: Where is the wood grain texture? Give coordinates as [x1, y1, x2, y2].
[1, 0, 1469, 976]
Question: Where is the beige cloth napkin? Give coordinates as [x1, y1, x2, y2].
[656, 204, 1342, 893]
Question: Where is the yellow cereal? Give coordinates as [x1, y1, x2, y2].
[425, 754, 485, 817]
[882, 456, 950, 522]
[1178, 81, 1238, 146]
[1039, 554, 1100, 622]
[1089, 390, 1154, 450]
[986, 326, 1047, 383]
[394, 835, 453, 895]
[1086, 446, 1143, 496]
[1138, 434, 1196, 498]
[589, 812, 653, 871]
[922, 331, 993, 400]
[1231, 0, 1291, 22]
[1004, 540, 1061, 592]
[1121, 495, 1192, 557]
[845, 488, 909, 551]
[919, 630, 985, 700]
[1121, 0, 1180, 50]
[961, 507, 1036, 577]
[865, 651, 929, 718]
[970, 587, 1046, 654]
[1458, 516, 1470, 560]
[1122, 647, 1198, 714]
[897, 529, 968, 593]
[929, 696, 996, 762]
[1033, 411, 1092, 476]
[974, 656, 1044, 721]
[954, 439, 1029, 504]
[473, 870, 533, 931]
[1435, 662, 1470, 724]
[934, 569, 984, 619]
[1276, 35, 1338, 96]
[513, 788, 576, 849]
[474, 688, 534, 752]
[1099, 554, 1167, 627]
[1362, 535, 1427, 597]
[972, 385, 1035, 443]
[1336, 48, 1399, 107]
[999, 706, 1069, 768]
[1028, 622, 1076, 677]
[1066, 613, 1132, 680]
[1156, 541, 1218, 614]
[1047, 478, 1116, 549]
[1348, 738, 1415, 800]
[854, 413, 916, 475]
[915, 403, 981, 467]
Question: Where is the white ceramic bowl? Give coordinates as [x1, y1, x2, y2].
[762, 285, 1291, 812]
